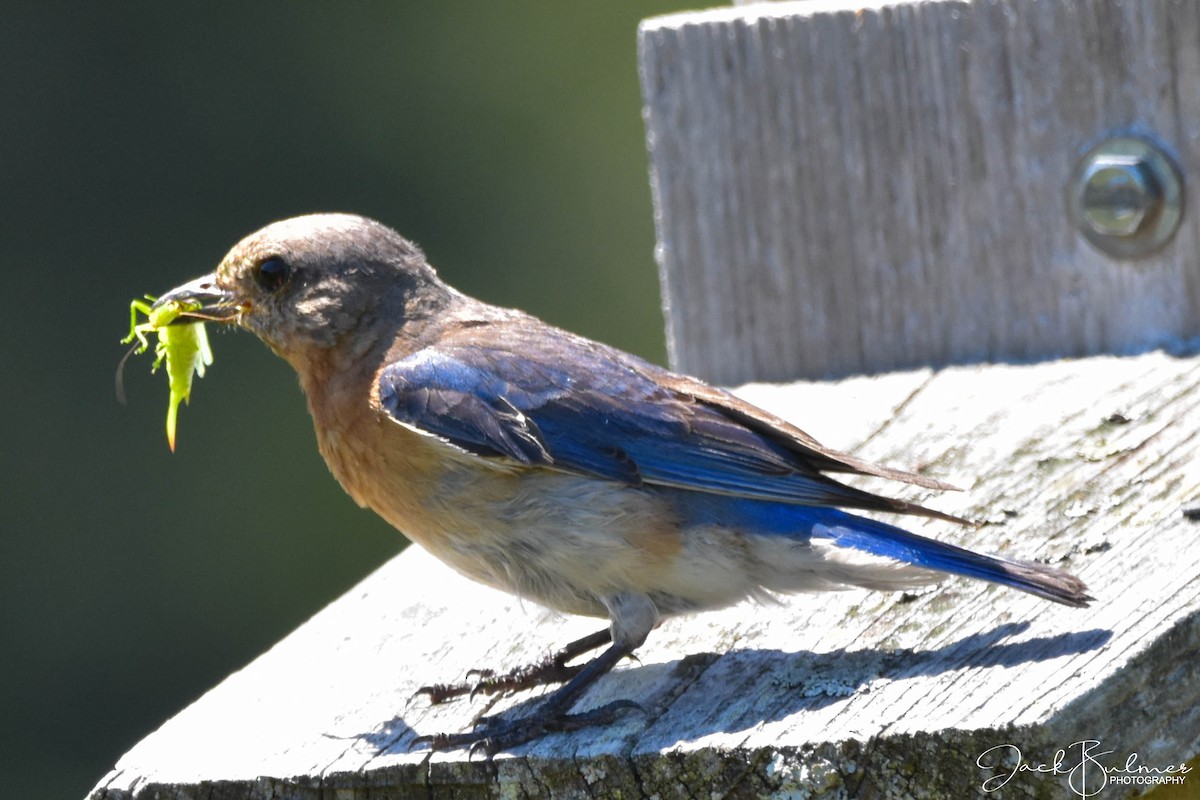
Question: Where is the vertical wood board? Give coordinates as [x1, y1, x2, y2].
[640, 0, 1200, 383]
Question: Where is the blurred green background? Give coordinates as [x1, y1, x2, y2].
[1, 3, 697, 797]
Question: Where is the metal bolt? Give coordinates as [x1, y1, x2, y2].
[1080, 156, 1156, 236]
[1069, 136, 1183, 259]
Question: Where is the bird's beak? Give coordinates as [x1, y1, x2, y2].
[152, 273, 242, 325]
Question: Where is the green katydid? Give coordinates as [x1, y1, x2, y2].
[121, 295, 213, 451]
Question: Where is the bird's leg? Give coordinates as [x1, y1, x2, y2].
[416, 628, 612, 704]
[414, 637, 642, 754]
[415, 593, 657, 754]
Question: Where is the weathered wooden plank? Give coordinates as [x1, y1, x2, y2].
[88, 350, 1200, 799]
[640, 0, 1200, 384]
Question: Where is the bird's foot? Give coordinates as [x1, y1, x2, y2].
[412, 699, 644, 756]
[415, 650, 589, 705]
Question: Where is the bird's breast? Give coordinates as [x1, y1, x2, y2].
[303, 379, 693, 614]
[294, 352, 773, 619]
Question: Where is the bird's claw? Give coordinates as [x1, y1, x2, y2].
[415, 654, 586, 706]
[413, 682, 471, 705]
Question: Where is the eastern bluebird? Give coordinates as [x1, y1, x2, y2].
[154, 213, 1091, 752]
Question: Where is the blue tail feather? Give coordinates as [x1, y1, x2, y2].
[812, 509, 1091, 607]
[676, 493, 1092, 607]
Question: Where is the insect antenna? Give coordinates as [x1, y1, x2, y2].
[115, 341, 142, 404]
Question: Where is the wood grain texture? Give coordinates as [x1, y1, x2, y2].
[640, 0, 1200, 384]
[88, 350, 1200, 799]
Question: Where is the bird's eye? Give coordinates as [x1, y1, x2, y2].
[254, 257, 292, 293]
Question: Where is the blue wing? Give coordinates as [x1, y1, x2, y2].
[375, 321, 957, 519]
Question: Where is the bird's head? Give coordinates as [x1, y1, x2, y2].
[154, 214, 452, 364]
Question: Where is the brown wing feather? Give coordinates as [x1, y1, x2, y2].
[662, 373, 968, 524]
